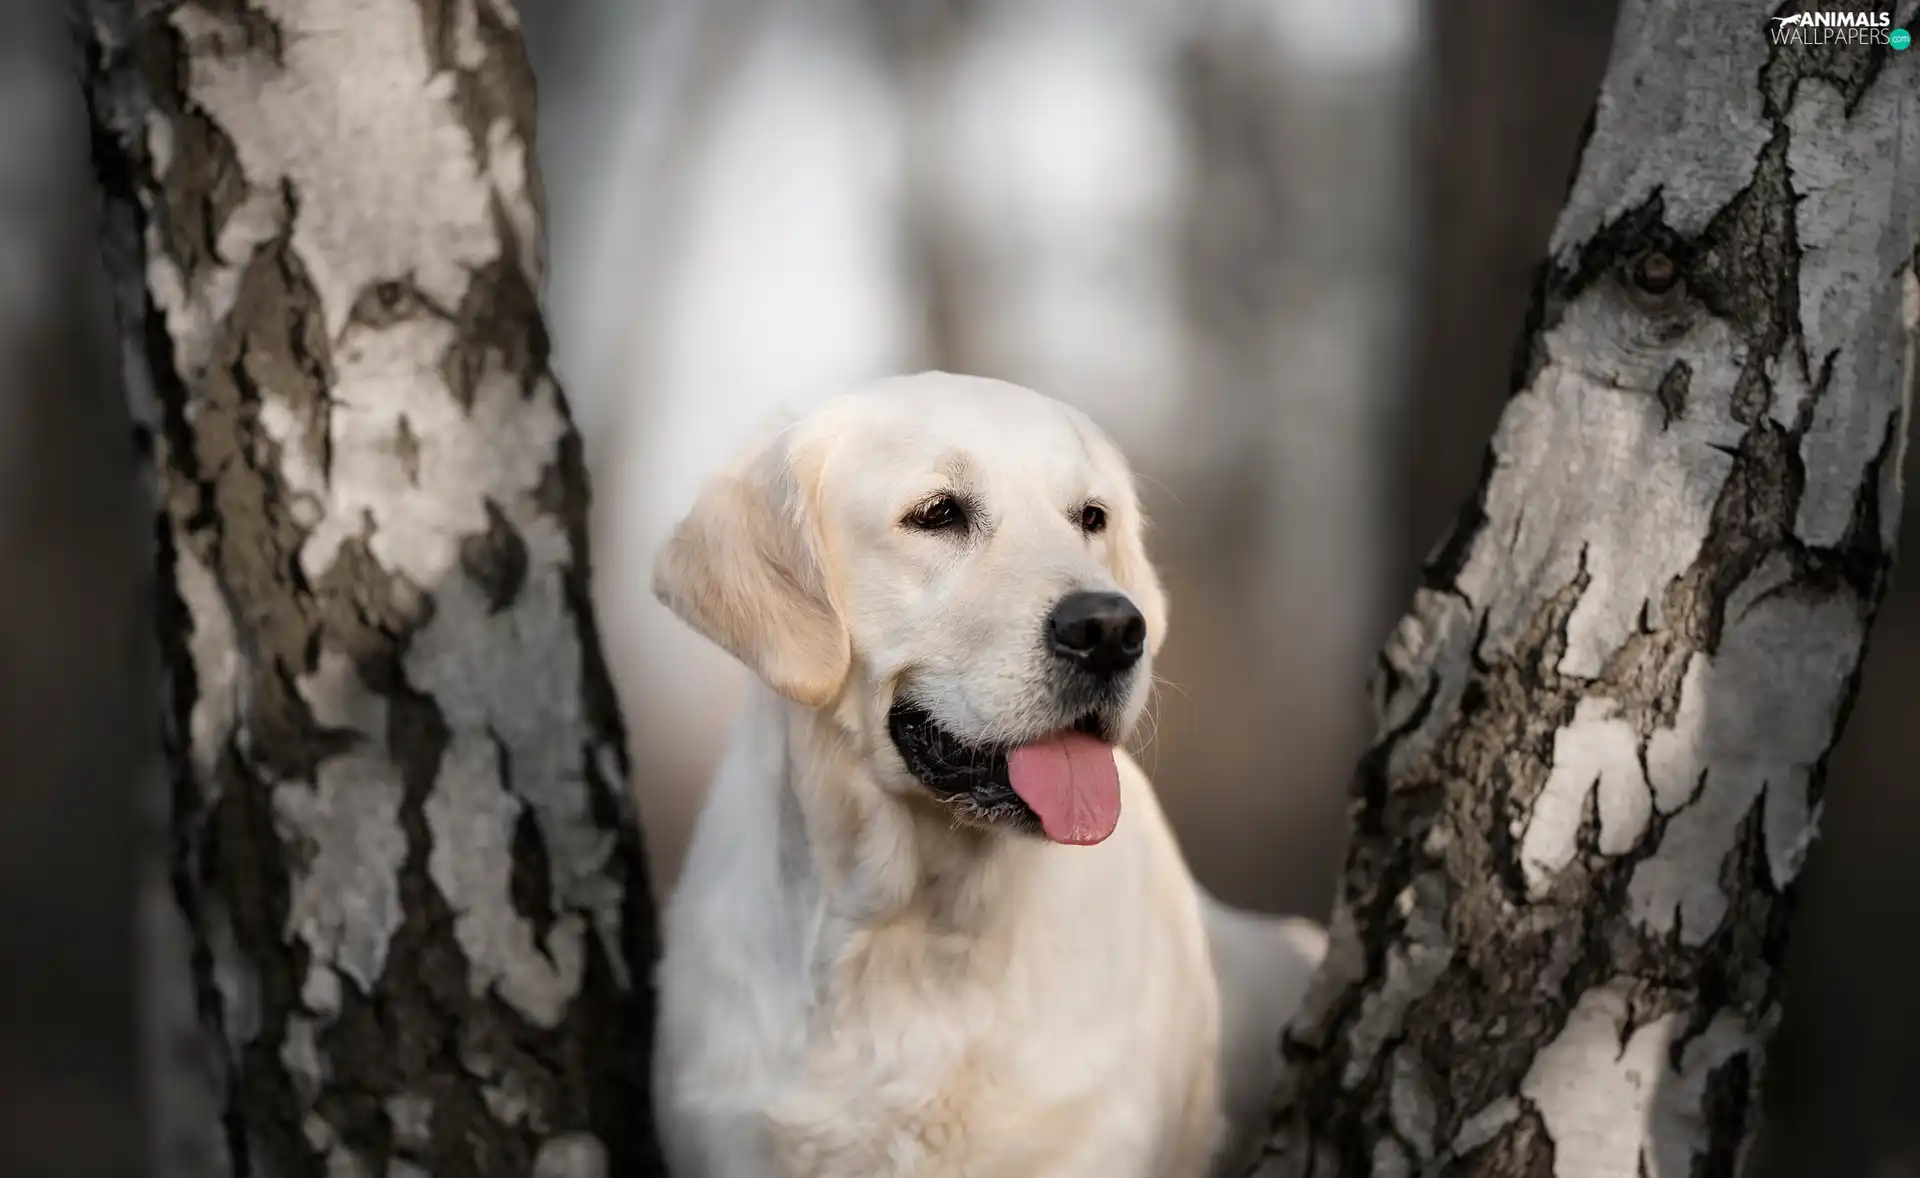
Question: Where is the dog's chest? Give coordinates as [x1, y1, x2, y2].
[765, 1026, 1163, 1177]
[754, 931, 1176, 1178]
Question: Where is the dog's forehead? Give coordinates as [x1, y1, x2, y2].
[814, 376, 1124, 497]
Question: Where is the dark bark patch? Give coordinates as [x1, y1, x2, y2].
[460, 499, 529, 615]
[508, 780, 559, 957]
[440, 227, 549, 410]
[1695, 1052, 1754, 1178]
[415, 0, 543, 225]
[393, 415, 423, 486]
[163, 108, 250, 287]
[201, 234, 344, 783]
[1689, 131, 1799, 367]
[574, 723, 664, 1176]
[1443, 1102, 1557, 1178]
[1655, 360, 1692, 429]
[538, 428, 642, 791]
[1729, 354, 1771, 426]
[1818, 407, 1899, 599]
[180, 0, 287, 66]
[1562, 189, 1677, 308]
[347, 278, 442, 332]
[130, 21, 250, 291]
[207, 746, 323, 1178]
[314, 535, 434, 689]
[1798, 348, 1840, 431]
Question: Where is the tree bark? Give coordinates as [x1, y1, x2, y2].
[80, 3, 664, 1176]
[1254, 1, 1918, 1174]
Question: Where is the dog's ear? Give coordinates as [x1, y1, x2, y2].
[1113, 503, 1170, 658]
[652, 430, 850, 707]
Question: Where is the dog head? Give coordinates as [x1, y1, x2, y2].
[653, 372, 1167, 846]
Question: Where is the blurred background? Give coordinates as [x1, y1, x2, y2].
[2, 0, 1914, 1175]
[530, 0, 1419, 917]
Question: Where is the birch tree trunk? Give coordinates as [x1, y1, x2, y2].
[1255, 1, 1919, 1174]
[80, 2, 664, 1175]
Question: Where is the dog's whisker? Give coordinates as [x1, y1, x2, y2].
[1131, 468, 1182, 506]
[1132, 707, 1164, 768]
[1149, 672, 1194, 704]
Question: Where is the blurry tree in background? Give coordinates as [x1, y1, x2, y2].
[79, 2, 660, 1175]
[0, 5, 144, 1178]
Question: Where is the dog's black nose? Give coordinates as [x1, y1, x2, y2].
[1047, 591, 1146, 676]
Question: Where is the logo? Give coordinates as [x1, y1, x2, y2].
[1767, 8, 1900, 45]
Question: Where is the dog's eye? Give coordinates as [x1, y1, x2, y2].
[1078, 503, 1108, 534]
[904, 494, 968, 533]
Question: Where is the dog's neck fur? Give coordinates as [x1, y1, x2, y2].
[760, 683, 1044, 959]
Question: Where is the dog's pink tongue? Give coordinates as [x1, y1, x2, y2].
[1006, 732, 1121, 846]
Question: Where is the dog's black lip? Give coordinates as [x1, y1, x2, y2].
[885, 701, 1111, 832]
[885, 700, 1000, 796]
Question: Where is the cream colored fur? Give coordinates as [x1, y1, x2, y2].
[650, 372, 1326, 1178]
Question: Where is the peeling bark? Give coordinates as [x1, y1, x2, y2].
[1255, 2, 1917, 1175]
[79, 2, 663, 1175]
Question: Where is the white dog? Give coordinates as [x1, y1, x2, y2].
[649, 372, 1326, 1178]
